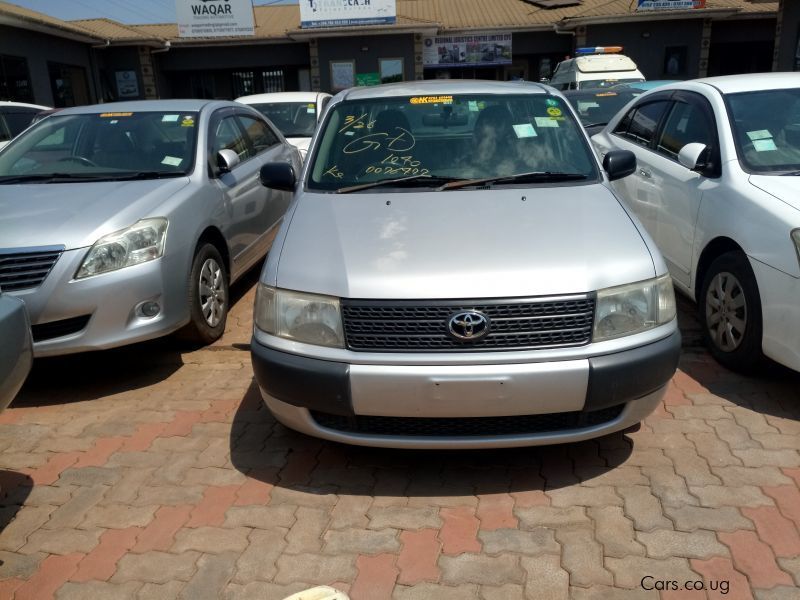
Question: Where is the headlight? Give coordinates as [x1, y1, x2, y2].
[76, 218, 168, 279]
[792, 229, 800, 268]
[594, 274, 676, 342]
[254, 284, 344, 348]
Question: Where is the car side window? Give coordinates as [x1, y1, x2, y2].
[657, 101, 714, 160]
[623, 100, 671, 148]
[4, 110, 39, 137]
[212, 115, 249, 162]
[613, 107, 635, 137]
[237, 115, 279, 156]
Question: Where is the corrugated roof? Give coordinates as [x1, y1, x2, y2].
[0, 0, 102, 40]
[70, 18, 151, 41]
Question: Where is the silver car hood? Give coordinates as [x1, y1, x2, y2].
[749, 175, 800, 212]
[276, 184, 656, 299]
[0, 178, 190, 250]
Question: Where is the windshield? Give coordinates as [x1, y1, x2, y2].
[308, 93, 598, 191]
[249, 102, 317, 138]
[0, 111, 198, 182]
[565, 90, 641, 126]
[726, 88, 800, 174]
[578, 78, 644, 90]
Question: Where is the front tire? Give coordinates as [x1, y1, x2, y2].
[699, 251, 763, 372]
[181, 243, 229, 344]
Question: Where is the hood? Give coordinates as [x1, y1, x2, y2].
[276, 184, 656, 299]
[0, 178, 190, 250]
[749, 175, 800, 212]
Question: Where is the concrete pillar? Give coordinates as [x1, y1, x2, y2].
[774, 0, 800, 71]
[575, 25, 586, 49]
[309, 38, 321, 92]
[413, 33, 424, 80]
[138, 46, 158, 99]
[698, 18, 712, 78]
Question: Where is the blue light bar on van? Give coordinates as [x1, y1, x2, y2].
[575, 46, 624, 55]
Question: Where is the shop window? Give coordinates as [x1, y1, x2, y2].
[261, 69, 285, 93]
[663, 46, 688, 78]
[48, 62, 90, 107]
[232, 71, 255, 98]
[0, 54, 34, 103]
[379, 58, 404, 84]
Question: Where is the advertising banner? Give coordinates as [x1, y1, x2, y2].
[422, 33, 512, 68]
[176, 0, 255, 38]
[300, 0, 396, 29]
[115, 71, 139, 98]
[637, 0, 706, 9]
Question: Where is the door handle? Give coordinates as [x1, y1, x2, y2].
[639, 168, 652, 178]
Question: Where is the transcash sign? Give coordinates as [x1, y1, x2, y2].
[300, 0, 396, 29]
[637, 0, 706, 9]
[176, 0, 255, 38]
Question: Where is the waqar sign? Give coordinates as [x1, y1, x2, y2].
[176, 0, 255, 38]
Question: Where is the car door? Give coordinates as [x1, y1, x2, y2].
[643, 92, 721, 288]
[209, 108, 270, 276]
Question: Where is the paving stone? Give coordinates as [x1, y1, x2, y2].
[23, 485, 74, 507]
[112, 551, 200, 584]
[234, 528, 288, 584]
[440, 554, 523, 586]
[690, 555, 754, 600]
[712, 420, 761, 450]
[520, 554, 569, 599]
[286, 506, 328, 554]
[104, 468, 154, 504]
[718, 530, 794, 589]
[269, 487, 338, 508]
[664, 447, 723, 485]
[56, 581, 142, 600]
[394, 583, 479, 600]
[547, 486, 622, 508]
[13, 551, 83, 600]
[752, 433, 800, 451]
[574, 466, 648, 487]
[350, 553, 398, 600]
[712, 466, 794, 487]
[149, 454, 200, 487]
[741, 506, 800, 558]
[225, 581, 317, 600]
[478, 527, 558, 556]
[368, 506, 442, 530]
[183, 467, 246, 487]
[636, 529, 730, 559]
[136, 581, 186, 600]
[20, 527, 102, 555]
[664, 505, 754, 532]
[606, 556, 699, 589]
[274, 553, 356, 585]
[570, 586, 659, 599]
[641, 466, 699, 508]
[776, 557, 800, 586]
[323, 527, 400, 555]
[588, 506, 645, 558]
[45, 485, 107, 530]
[57, 467, 121, 487]
[171, 526, 250, 554]
[397, 528, 440, 585]
[0, 505, 56, 551]
[686, 432, 743, 467]
[329, 495, 372, 529]
[515, 506, 591, 530]
[616, 486, 672, 532]
[755, 587, 800, 600]
[479, 583, 524, 600]
[106, 452, 168, 469]
[555, 529, 613, 587]
[179, 552, 237, 600]
[732, 449, 800, 469]
[80, 504, 156, 529]
[0, 550, 46, 579]
[224, 504, 296, 529]
[134, 485, 205, 506]
[689, 485, 775, 508]
[728, 409, 780, 435]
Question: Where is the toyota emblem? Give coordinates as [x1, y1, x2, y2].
[448, 311, 490, 341]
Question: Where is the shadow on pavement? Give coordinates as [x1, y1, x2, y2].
[230, 379, 634, 498]
[0, 470, 33, 533]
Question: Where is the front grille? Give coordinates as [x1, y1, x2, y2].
[342, 296, 595, 352]
[32, 315, 91, 342]
[0, 248, 63, 292]
[311, 405, 624, 437]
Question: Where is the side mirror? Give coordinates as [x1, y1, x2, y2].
[217, 149, 240, 173]
[260, 162, 296, 191]
[603, 150, 637, 181]
[678, 143, 708, 172]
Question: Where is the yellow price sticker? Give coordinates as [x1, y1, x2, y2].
[547, 107, 562, 117]
[99, 112, 133, 117]
[410, 95, 453, 105]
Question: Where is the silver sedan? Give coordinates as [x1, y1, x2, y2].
[0, 287, 32, 410]
[0, 100, 301, 356]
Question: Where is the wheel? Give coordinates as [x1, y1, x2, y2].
[181, 243, 229, 344]
[698, 251, 763, 372]
[57, 156, 97, 167]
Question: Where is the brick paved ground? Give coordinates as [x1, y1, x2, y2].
[1, 269, 799, 600]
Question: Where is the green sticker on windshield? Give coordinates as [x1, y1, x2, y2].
[181, 116, 195, 127]
[753, 139, 777, 152]
[747, 130, 772, 141]
[513, 124, 537, 138]
[546, 98, 559, 107]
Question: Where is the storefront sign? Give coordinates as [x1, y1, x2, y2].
[356, 72, 380, 86]
[330, 60, 355, 91]
[176, 0, 255, 38]
[115, 70, 139, 98]
[422, 33, 512, 68]
[637, 0, 706, 9]
[300, 0, 396, 29]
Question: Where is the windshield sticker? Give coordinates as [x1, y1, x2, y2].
[100, 112, 133, 118]
[323, 165, 344, 179]
[747, 130, 772, 141]
[513, 123, 537, 138]
[181, 116, 195, 127]
[162, 115, 179, 122]
[339, 114, 374, 134]
[545, 98, 559, 107]
[162, 156, 182, 166]
[596, 92, 617, 97]
[468, 101, 479, 112]
[534, 117, 560, 128]
[547, 107, 562, 117]
[307, 107, 316, 114]
[342, 129, 415, 154]
[410, 95, 453, 105]
[753, 139, 777, 152]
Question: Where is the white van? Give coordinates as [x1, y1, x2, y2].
[549, 47, 645, 91]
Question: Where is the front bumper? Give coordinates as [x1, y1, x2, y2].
[0, 294, 32, 410]
[750, 259, 800, 373]
[251, 330, 680, 448]
[11, 248, 189, 357]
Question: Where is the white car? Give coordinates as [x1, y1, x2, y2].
[0, 101, 50, 150]
[593, 72, 800, 373]
[236, 92, 332, 158]
[548, 47, 645, 91]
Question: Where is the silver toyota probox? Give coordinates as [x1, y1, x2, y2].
[251, 81, 680, 448]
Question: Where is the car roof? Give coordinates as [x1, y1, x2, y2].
[236, 92, 328, 103]
[340, 79, 551, 101]
[0, 101, 51, 110]
[691, 72, 800, 95]
[54, 99, 236, 115]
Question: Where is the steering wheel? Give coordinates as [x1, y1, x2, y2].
[57, 156, 98, 167]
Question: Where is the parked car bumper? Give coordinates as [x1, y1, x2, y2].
[751, 258, 800, 372]
[0, 293, 33, 410]
[11, 248, 189, 357]
[251, 327, 680, 448]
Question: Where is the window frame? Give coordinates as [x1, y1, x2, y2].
[611, 92, 674, 150]
[234, 110, 281, 157]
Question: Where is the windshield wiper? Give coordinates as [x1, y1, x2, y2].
[439, 171, 589, 190]
[336, 174, 461, 194]
[105, 171, 186, 181]
[0, 173, 110, 184]
[582, 122, 608, 129]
